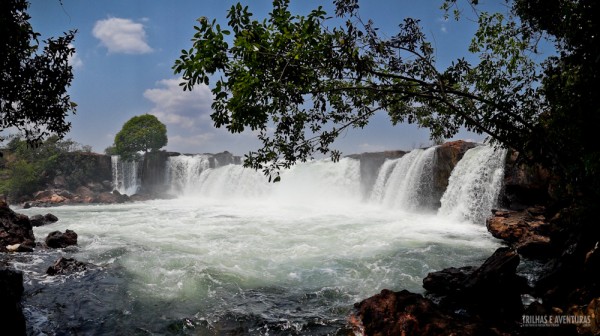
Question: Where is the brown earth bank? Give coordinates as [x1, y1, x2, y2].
[350, 156, 600, 335]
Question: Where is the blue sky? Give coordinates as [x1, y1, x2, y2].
[26, 0, 505, 155]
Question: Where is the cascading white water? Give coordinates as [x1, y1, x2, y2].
[21, 147, 508, 335]
[167, 157, 363, 205]
[166, 155, 211, 194]
[369, 146, 437, 210]
[111, 155, 140, 195]
[438, 145, 507, 223]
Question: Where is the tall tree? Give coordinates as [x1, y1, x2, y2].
[0, 0, 77, 145]
[114, 114, 168, 159]
[174, 0, 599, 199]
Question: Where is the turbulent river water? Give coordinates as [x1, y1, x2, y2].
[8, 145, 505, 335]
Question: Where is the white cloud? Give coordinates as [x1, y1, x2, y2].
[68, 44, 83, 69]
[93, 17, 153, 54]
[144, 78, 213, 129]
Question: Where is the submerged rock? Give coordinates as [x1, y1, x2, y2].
[0, 267, 26, 335]
[45, 229, 78, 248]
[46, 257, 89, 276]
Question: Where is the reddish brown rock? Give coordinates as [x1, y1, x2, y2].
[351, 289, 504, 336]
[487, 207, 555, 259]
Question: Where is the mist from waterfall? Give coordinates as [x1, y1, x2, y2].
[166, 156, 362, 206]
[22, 144, 508, 335]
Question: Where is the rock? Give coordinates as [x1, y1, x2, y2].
[46, 257, 89, 276]
[94, 191, 118, 203]
[29, 213, 59, 227]
[346, 150, 407, 197]
[45, 229, 78, 248]
[431, 141, 478, 207]
[487, 207, 555, 259]
[422, 266, 476, 295]
[0, 201, 35, 252]
[75, 186, 95, 200]
[0, 267, 26, 335]
[45, 213, 59, 223]
[424, 247, 527, 324]
[502, 150, 553, 208]
[351, 289, 500, 336]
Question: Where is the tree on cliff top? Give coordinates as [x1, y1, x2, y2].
[114, 114, 168, 160]
[1, 0, 77, 146]
[173, 0, 599, 199]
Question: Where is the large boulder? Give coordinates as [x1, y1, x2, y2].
[486, 207, 555, 259]
[0, 267, 26, 335]
[501, 150, 553, 208]
[423, 247, 528, 325]
[351, 289, 501, 336]
[0, 201, 35, 252]
[45, 229, 78, 248]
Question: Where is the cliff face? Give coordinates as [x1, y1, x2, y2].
[346, 150, 406, 197]
[431, 141, 478, 208]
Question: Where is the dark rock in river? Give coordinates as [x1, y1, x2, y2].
[424, 247, 527, 326]
[0, 201, 35, 252]
[0, 267, 26, 335]
[351, 289, 501, 336]
[45, 229, 78, 248]
[29, 213, 59, 227]
[46, 257, 89, 276]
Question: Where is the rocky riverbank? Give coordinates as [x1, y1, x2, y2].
[349, 155, 600, 335]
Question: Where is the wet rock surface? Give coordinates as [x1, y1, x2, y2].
[46, 257, 90, 276]
[0, 267, 26, 335]
[45, 229, 78, 248]
[0, 201, 35, 252]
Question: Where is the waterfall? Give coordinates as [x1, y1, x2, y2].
[438, 145, 507, 223]
[165, 157, 362, 205]
[111, 155, 141, 195]
[369, 146, 437, 211]
[166, 155, 211, 194]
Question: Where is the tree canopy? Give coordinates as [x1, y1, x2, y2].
[174, 0, 599, 200]
[114, 114, 168, 159]
[0, 0, 77, 145]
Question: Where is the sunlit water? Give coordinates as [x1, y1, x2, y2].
[10, 197, 500, 335]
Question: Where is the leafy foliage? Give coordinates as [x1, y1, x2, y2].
[114, 114, 168, 160]
[0, 136, 93, 198]
[0, 0, 77, 145]
[175, 0, 599, 202]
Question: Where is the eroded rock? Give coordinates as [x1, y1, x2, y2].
[45, 229, 78, 248]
